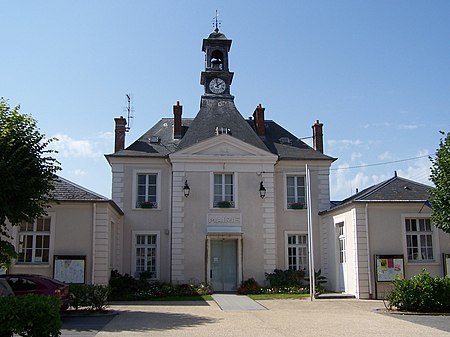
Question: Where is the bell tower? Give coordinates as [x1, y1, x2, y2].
[200, 23, 234, 97]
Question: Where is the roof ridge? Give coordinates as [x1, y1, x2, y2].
[354, 176, 397, 200]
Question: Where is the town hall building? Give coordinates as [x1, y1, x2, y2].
[106, 27, 335, 292]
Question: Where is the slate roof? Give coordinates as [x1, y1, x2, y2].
[251, 120, 335, 161]
[321, 175, 432, 214]
[178, 98, 268, 151]
[108, 98, 335, 162]
[112, 118, 193, 157]
[50, 176, 108, 201]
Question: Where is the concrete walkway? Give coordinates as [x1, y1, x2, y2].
[92, 299, 450, 336]
[212, 294, 266, 311]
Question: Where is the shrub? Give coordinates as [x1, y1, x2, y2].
[109, 269, 139, 300]
[386, 270, 450, 312]
[70, 284, 110, 310]
[0, 294, 61, 337]
[108, 270, 210, 300]
[238, 278, 263, 295]
[265, 269, 305, 288]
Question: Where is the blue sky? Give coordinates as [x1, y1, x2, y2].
[1, 1, 449, 200]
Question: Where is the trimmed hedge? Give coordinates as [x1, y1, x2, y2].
[0, 294, 61, 337]
[70, 284, 110, 310]
[386, 270, 450, 312]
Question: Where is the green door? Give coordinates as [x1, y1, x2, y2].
[210, 239, 237, 292]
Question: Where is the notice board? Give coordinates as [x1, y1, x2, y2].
[375, 255, 404, 282]
[444, 254, 450, 277]
[53, 255, 86, 284]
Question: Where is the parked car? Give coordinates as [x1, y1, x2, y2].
[0, 278, 14, 297]
[0, 274, 70, 310]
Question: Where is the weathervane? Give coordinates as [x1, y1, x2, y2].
[213, 10, 221, 32]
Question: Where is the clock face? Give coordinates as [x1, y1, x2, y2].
[209, 78, 226, 94]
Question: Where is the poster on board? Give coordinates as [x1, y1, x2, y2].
[53, 255, 85, 284]
[375, 255, 404, 282]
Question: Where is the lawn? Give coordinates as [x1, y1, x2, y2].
[247, 293, 310, 300]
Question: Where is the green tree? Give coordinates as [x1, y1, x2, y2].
[0, 98, 60, 269]
[429, 131, 450, 233]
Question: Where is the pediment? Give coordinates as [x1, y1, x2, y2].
[170, 134, 276, 159]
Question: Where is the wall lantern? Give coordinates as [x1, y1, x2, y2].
[259, 181, 266, 199]
[183, 180, 191, 198]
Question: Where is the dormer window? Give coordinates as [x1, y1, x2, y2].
[215, 127, 232, 135]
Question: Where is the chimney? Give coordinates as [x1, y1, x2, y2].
[253, 103, 265, 137]
[114, 116, 127, 152]
[312, 120, 324, 153]
[173, 101, 182, 139]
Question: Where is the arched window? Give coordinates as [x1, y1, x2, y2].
[210, 50, 223, 70]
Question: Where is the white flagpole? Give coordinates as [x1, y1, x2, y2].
[306, 164, 315, 301]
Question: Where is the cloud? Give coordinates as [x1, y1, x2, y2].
[396, 150, 432, 186]
[327, 139, 363, 152]
[51, 134, 102, 158]
[399, 124, 418, 130]
[363, 122, 392, 129]
[377, 151, 392, 161]
[97, 131, 114, 140]
[71, 169, 87, 176]
[351, 152, 363, 162]
[330, 150, 433, 200]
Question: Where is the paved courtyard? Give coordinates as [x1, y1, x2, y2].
[61, 299, 450, 336]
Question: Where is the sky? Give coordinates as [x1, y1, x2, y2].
[1, 1, 449, 200]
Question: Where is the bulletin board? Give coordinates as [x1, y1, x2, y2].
[375, 255, 405, 282]
[53, 255, 86, 284]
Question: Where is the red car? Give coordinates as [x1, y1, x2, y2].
[0, 274, 70, 310]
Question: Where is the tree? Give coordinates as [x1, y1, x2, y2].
[429, 131, 450, 234]
[0, 98, 60, 269]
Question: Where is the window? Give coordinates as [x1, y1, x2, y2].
[136, 173, 158, 208]
[18, 217, 51, 264]
[213, 173, 234, 208]
[135, 234, 158, 279]
[287, 234, 308, 275]
[287, 175, 306, 209]
[405, 217, 434, 262]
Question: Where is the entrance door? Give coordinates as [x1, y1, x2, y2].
[210, 239, 237, 292]
[338, 223, 347, 291]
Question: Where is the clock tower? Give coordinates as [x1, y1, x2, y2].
[200, 27, 234, 98]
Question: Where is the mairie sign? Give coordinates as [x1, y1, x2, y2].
[207, 213, 242, 226]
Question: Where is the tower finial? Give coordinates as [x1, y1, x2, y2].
[213, 10, 221, 32]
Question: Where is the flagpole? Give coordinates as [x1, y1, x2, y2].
[306, 164, 315, 301]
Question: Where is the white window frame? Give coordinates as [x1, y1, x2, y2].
[210, 172, 238, 209]
[285, 231, 309, 276]
[401, 213, 440, 265]
[131, 230, 160, 279]
[337, 222, 346, 264]
[284, 173, 307, 210]
[132, 169, 161, 210]
[16, 213, 55, 265]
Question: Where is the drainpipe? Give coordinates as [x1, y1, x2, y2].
[365, 203, 373, 297]
[92, 203, 97, 284]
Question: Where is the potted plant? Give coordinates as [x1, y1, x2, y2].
[139, 201, 155, 209]
[290, 202, 304, 209]
[217, 200, 232, 208]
